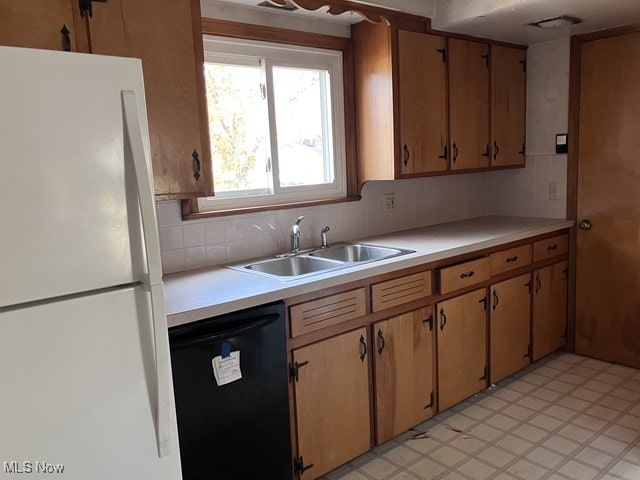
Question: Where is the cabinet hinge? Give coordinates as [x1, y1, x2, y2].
[437, 47, 447, 63]
[525, 344, 532, 358]
[293, 456, 314, 476]
[520, 59, 527, 73]
[289, 360, 309, 383]
[479, 296, 488, 311]
[479, 366, 487, 381]
[423, 314, 434, 331]
[424, 391, 435, 410]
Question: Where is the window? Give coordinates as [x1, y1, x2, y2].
[198, 36, 347, 211]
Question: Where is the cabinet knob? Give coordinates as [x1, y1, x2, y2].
[579, 219, 592, 230]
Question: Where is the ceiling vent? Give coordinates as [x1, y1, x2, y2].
[257, 0, 298, 12]
[528, 15, 582, 29]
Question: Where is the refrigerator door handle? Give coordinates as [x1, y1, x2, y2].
[121, 90, 171, 458]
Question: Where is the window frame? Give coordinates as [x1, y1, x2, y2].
[183, 19, 359, 219]
[200, 36, 347, 210]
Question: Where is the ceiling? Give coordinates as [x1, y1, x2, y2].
[211, 0, 640, 45]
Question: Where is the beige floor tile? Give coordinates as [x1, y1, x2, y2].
[429, 425, 461, 443]
[533, 366, 562, 378]
[439, 472, 466, 480]
[569, 386, 602, 402]
[603, 424, 639, 443]
[545, 380, 574, 394]
[557, 373, 584, 385]
[507, 459, 549, 480]
[476, 396, 509, 411]
[462, 405, 494, 421]
[407, 458, 447, 480]
[589, 434, 628, 455]
[448, 436, 487, 454]
[519, 373, 547, 386]
[385, 472, 420, 480]
[599, 395, 633, 412]
[573, 446, 614, 469]
[493, 388, 523, 402]
[595, 372, 625, 385]
[445, 413, 478, 431]
[611, 387, 640, 402]
[557, 460, 599, 480]
[623, 446, 640, 463]
[468, 424, 504, 442]
[571, 366, 600, 378]
[571, 413, 608, 432]
[557, 396, 590, 412]
[529, 388, 563, 402]
[330, 471, 369, 480]
[516, 396, 549, 412]
[528, 413, 563, 432]
[508, 381, 538, 394]
[557, 424, 595, 443]
[496, 435, 533, 455]
[383, 445, 421, 467]
[616, 413, 640, 430]
[542, 435, 580, 455]
[609, 460, 640, 480]
[544, 405, 578, 420]
[404, 437, 441, 454]
[359, 457, 399, 480]
[512, 424, 548, 443]
[455, 458, 496, 480]
[476, 446, 516, 468]
[429, 446, 467, 467]
[525, 446, 564, 468]
[351, 452, 378, 467]
[503, 405, 536, 421]
[493, 474, 519, 480]
[584, 380, 614, 393]
[485, 414, 520, 432]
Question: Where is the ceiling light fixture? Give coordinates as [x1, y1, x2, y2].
[528, 15, 582, 29]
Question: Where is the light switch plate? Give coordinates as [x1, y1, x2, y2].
[383, 193, 396, 213]
[549, 182, 561, 201]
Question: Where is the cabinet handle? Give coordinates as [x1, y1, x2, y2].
[479, 296, 488, 311]
[376, 329, 385, 356]
[403, 144, 410, 167]
[492, 290, 499, 311]
[60, 25, 71, 52]
[519, 143, 526, 155]
[505, 255, 518, 263]
[535, 274, 542, 294]
[547, 244, 558, 251]
[359, 335, 367, 362]
[439, 308, 447, 331]
[493, 141, 499, 160]
[79, 0, 107, 18]
[460, 270, 475, 279]
[192, 150, 201, 181]
[436, 47, 447, 62]
[438, 145, 448, 161]
[423, 314, 434, 331]
[482, 144, 490, 158]
[452, 142, 459, 163]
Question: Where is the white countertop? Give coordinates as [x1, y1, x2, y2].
[164, 216, 573, 327]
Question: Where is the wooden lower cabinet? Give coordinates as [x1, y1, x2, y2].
[374, 307, 435, 444]
[292, 327, 371, 479]
[533, 261, 568, 361]
[437, 289, 488, 411]
[490, 274, 531, 383]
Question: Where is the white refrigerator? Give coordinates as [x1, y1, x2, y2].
[0, 46, 182, 479]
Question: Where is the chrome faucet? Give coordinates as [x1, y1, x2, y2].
[320, 226, 330, 249]
[290, 216, 304, 253]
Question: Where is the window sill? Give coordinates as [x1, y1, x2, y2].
[182, 195, 362, 220]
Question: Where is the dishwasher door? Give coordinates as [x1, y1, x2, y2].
[169, 302, 292, 480]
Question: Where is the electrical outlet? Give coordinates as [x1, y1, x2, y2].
[383, 193, 396, 213]
[549, 182, 561, 201]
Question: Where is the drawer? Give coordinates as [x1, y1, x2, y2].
[438, 257, 490, 294]
[533, 234, 568, 262]
[490, 244, 532, 276]
[371, 271, 431, 312]
[290, 288, 366, 337]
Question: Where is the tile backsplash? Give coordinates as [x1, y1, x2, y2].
[158, 173, 490, 274]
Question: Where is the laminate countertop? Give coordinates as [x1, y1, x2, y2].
[163, 216, 574, 328]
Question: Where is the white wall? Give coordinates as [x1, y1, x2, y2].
[488, 37, 570, 218]
[158, 174, 489, 273]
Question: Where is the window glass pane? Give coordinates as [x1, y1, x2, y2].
[272, 66, 334, 188]
[205, 62, 270, 195]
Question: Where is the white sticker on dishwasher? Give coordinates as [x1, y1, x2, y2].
[212, 351, 242, 386]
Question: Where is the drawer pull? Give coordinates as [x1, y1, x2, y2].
[376, 329, 385, 356]
[460, 271, 475, 279]
[505, 255, 518, 263]
[547, 244, 558, 251]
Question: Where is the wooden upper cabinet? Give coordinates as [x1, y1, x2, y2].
[449, 39, 490, 170]
[398, 30, 448, 175]
[533, 261, 568, 361]
[87, 0, 212, 199]
[491, 45, 527, 167]
[292, 328, 371, 479]
[374, 307, 435, 444]
[0, 0, 84, 52]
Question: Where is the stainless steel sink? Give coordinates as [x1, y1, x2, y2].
[231, 255, 345, 279]
[309, 243, 415, 263]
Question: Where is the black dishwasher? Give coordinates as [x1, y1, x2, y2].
[169, 302, 292, 480]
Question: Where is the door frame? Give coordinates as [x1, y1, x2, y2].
[566, 23, 640, 353]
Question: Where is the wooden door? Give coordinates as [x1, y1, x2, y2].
[449, 39, 490, 171]
[87, 0, 211, 199]
[437, 289, 487, 411]
[398, 30, 448, 175]
[575, 32, 640, 368]
[490, 274, 531, 383]
[0, 0, 83, 52]
[293, 328, 370, 479]
[533, 262, 567, 361]
[491, 45, 526, 167]
[374, 307, 434, 444]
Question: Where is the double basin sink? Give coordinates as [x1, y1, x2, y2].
[227, 244, 415, 280]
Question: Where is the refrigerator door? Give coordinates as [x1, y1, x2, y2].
[0, 286, 181, 480]
[0, 46, 152, 308]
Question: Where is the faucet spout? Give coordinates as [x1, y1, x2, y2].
[290, 216, 304, 253]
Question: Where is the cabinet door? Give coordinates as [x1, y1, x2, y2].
[374, 307, 434, 444]
[449, 39, 490, 171]
[437, 289, 487, 411]
[398, 31, 448, 175]
[293, 328, 370, 479]
[0, 0, 81, 51]
[490, 274, 531, 383]
[491, 45, 526, 167]
[87, 0, 211, 199]
[533, 261, 568, 361]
